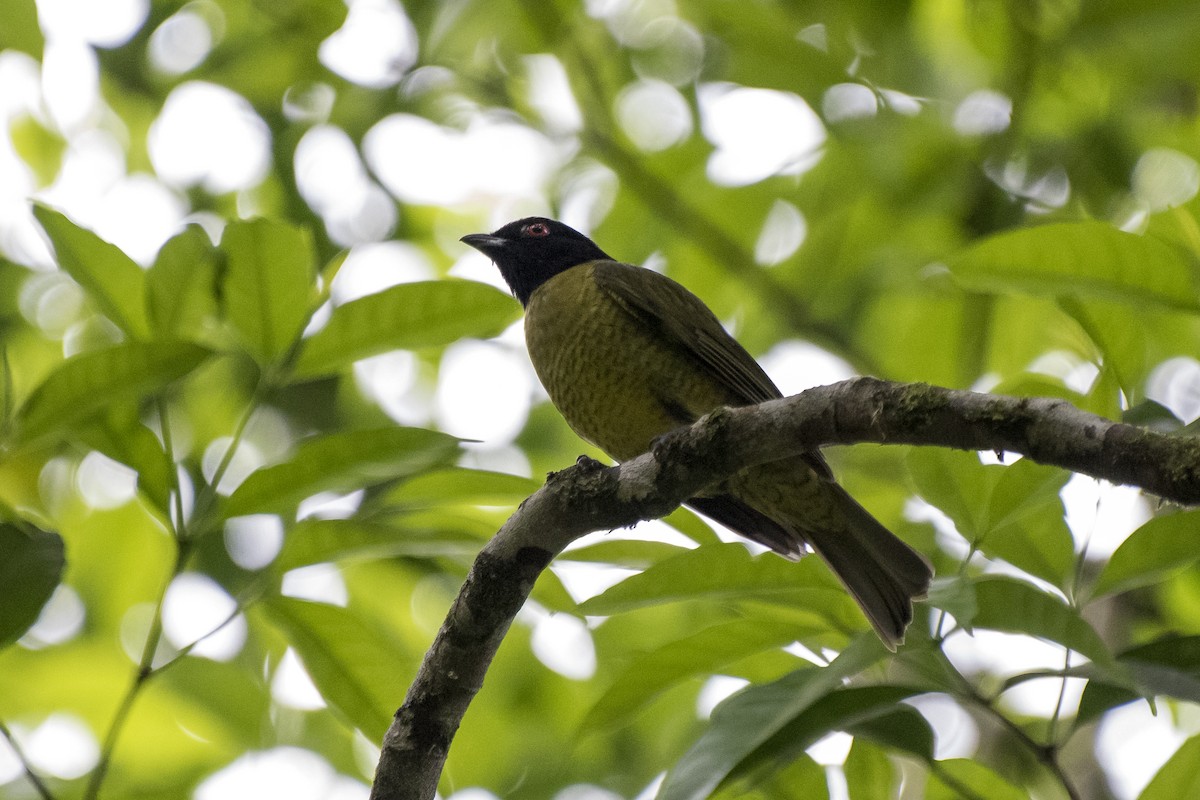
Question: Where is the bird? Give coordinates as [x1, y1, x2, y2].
[461, 217, 932, 649]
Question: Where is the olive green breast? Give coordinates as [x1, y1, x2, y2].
[524, 262, 737, 462]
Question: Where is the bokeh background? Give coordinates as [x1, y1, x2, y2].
[2, 0, 1200, 798]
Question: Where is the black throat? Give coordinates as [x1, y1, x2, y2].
[497, 251, 609, 306]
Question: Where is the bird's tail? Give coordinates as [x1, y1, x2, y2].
[803, 483, 933, 650]
[688, 484, 932, 650]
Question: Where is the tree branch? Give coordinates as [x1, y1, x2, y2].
[369, 378, 1200, 799]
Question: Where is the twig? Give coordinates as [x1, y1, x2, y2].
[0, 719, 55, 800]
[82, 541, 190, 800]
[966, 688, 1081, 800]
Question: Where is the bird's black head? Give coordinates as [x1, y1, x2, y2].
[461, 217, 613, 306]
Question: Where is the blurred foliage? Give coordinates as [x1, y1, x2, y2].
[1, 0, 1199, 799]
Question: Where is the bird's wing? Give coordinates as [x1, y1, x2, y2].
[591, 261, 781, 405]
[592, 260, 834, 481]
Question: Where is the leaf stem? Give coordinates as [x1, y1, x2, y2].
[154, 578, 267, 676]
[188, 382, 264, 537]
[1, 345, 13, 439]
[925, 644, 1079, 799]
[1047, 648, 1074, 746]
[934, 544, 979, 641]
[155, 398, 185, 538]
[0, 719, 56, 800]
[1068, 479, 1103, 606]
[83, 538, 191, 800]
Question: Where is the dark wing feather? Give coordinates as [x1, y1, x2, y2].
[686, 495, 804, 559]
[592, 261, 833, 481]
[591, 261, 781, 404]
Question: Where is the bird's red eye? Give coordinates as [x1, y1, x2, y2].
[524, 222, 550, 238]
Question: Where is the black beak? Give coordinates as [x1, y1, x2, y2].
[460, 233, 507, 258]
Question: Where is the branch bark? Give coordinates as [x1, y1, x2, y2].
[369, 378, 1200, 799]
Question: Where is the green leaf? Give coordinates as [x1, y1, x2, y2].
[711, 753, 829, 800]
[1059, 297, 1147, 401]
[0, 523, 65, 647]
[946, 222, 1200, 312]
[147, 225, 221, 341]
[980, 459, 1073, 586]
[1092, 510, 1200, 597]
[1141, 734, 1200, 800]
[689, 0, 844, 99]
[33, 204, 150, 338]
[657, 637, 887, 800]
[560, 539, 690, 569]
[221, 218, 317, 364]
[907, 448, 991, 538]
[530, 564, 580, 613]
[578, 542, 845, 617]
[1120, 637, 1200, 698]
[847, 704, 936, 759]
[970, 576, 1115, 667]
[1078, 636, 1200, 725]
[925, 576, 980, 630]
[10, 115, 64, 185]
[155, 658, 271, 749]
[0, 0, 43, 57]
[989, 373, 1089, 407]
[77, 406, 173, 521]
[381, 467, 539, 509]
[260, 598, 410, 742]
[225, 427, 460, 516]
[728, 685, 919, 786]
[15, 341, 211, 444]
[200, 0, 347, 107]
[891, 637, 976, 697]
[844, 740, 896, 799]
[293, 280, 520, 378]
[277, 518, 481, 571]
[582, 619, 808, 731]
[1123, 399, 1183, 432]
[926, 759, 1027, 800]
[663, 506, 723, 548]
[908, 451, 1073, 586]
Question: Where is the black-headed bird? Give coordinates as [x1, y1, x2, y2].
[462, 217, 932, 649]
